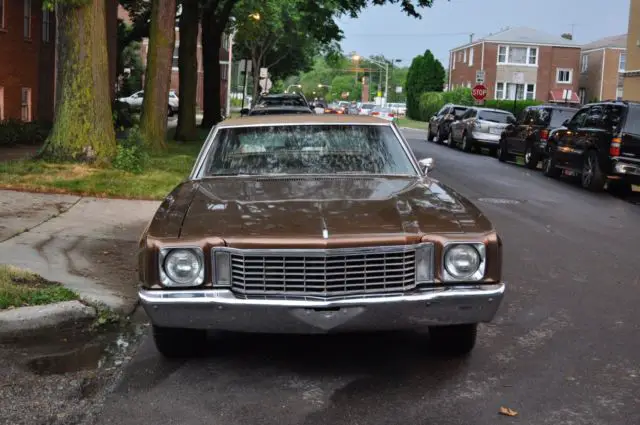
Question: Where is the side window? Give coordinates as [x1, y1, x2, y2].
[585, 105, 604, 128]
[461, 109, 473, 119]
[570, 108, 590, 127]
[601, 105, 624, 131]
[436, 106, 448, 116]
[517, 108, 530, 124]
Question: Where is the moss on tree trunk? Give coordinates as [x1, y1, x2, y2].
[200, 6, 223, 129]
[174, 0, 199, 141]
[139, 0, 176, 151]
[41, 0, 116, 163]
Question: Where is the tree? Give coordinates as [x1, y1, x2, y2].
[423, 50, 445, 91]
[175, 0, 200, 141]
[40, 0, 116, 162]
[405, 49, 444, 119]
[139, 0, 177, 151]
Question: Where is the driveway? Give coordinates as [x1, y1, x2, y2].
[86, 128, 640, 425]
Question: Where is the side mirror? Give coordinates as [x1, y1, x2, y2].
[240, 108, 250, 116]
[418, 157, 435, 174]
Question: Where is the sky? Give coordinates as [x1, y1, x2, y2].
[337, 0, 631, 67]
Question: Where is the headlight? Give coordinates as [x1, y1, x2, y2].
[443, 243, 486, 281]
[160, 248, 205, 287]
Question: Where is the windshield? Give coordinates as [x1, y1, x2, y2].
[257, 97, 306, 107]
[202, 125, 417, 176]
[453, 107, 467, 117]
[541, 108, 577, 128]
[478, 110, 513, 123]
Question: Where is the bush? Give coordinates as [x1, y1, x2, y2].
[0, 119, 51, 147]
[112, 127, 149, 174]
[112, 100, 138, 131]
[417, 87, 475, 121]
[483, 99, 542, 117]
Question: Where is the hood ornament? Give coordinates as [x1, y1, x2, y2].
[321, 217, 329, 239]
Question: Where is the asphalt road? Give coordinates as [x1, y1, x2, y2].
[89, 129, 640, 425]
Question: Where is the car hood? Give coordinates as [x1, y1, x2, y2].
[178, 176, 492, 241]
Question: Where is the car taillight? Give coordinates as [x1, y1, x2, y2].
[540, 129, 549, 141]
[610, 137, 622, 156]
[372, 112, 379, 116]
[389, 113, 395, 117]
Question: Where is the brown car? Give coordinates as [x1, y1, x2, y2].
[138, 115, 505, 358]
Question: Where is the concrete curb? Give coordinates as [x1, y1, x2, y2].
[399, 126, 428, 133]
[0, 300, 97, 342]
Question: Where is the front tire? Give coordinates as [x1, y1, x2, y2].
[152, 325, 207, 358]
[581, 150, 605, 191]
[524, 145, 539, 169]
[542, 151, 561, 178]
[429, 324, 478, 356]
[497, 139, 509, 162]
[427, 124, 434, 142]
[461, 133, 473, 153]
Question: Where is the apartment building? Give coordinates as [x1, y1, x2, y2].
[0, 0, 118, 122]
[579, 34, 626, 104]
[119, 5, 231, 111]
[623, 0, 640, 101]
[448, 27, 581, 104]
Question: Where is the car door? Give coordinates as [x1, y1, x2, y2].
[569, 105, 606, 170]
[432, 106, 449, 131]
[554, 107, 589, 168]
[455, 108, 474, 141]
[507, 108, 531, 154]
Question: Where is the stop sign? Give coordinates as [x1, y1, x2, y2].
[472, 84, 487, 100]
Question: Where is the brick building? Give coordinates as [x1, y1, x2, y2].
[623, 0, 640, 101]
[448, 27, 582, 104]
[119, 5, 231, 112]
[579, 34, 627, 104]
[0, 0, 118, 122]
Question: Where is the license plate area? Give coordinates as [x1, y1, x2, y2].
[489, 128, 502, 135]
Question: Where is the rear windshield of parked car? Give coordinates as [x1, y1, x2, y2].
[624, 104, 640, 135]
[453, 107, 467, 117]
[539, 108, 576, 128]
[257, 97, 307, 107]
[202, 125, 417, 176]
[478, 110, 512, 123]
[249, 109, 312, 116]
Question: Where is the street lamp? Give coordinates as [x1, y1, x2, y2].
[286, 84, 302, 93]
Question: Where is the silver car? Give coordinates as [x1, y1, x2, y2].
[448, 107, 516, 155]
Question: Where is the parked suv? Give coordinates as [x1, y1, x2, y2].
[449, 107, 516, 155]
[543, 100, 640, 196]
[427, 104, 469, 143]
[498, 105, 578, 168]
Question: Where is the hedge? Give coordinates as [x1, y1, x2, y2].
[0, 119, 51, 147]
[412, 87, 543, 122]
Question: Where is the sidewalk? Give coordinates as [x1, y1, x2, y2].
[0, 190, 160, 313]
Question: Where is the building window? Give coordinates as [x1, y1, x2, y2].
[42, 9, 51, 42]
[581, 54, 588, 73]
[469, 47, 474, 66]
[0, 86, 4, 120]
[619, 52, 626, 72]
[556, 68, 573, 84]
[172, 45, 179, 69]
[616, 86, 623, 100]
[21, 88, 31, 121]
[497, 45, 538, 65]
[0, 0, 5, 29]
[463, 49, 467, 63]
[526, 83, 535, 100]
[496, 82, 505, 99]
[24, 0, 32, 39]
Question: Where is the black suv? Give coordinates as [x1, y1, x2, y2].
[543, 100, 640, 196]
[427, 104, 469, 144]
[498, 104, 578, 169]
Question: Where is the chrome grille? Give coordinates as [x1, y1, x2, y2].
[228, 245, 426, 299]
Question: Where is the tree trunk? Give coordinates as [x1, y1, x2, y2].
[251, 57, 261, 108]
[200, 6, 223, 129]
[139, 0, 176, 151]
[41, 0, 116, 163]
[175, 0, 199, 141]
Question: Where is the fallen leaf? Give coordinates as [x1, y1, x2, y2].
[499, 407, 518, 417]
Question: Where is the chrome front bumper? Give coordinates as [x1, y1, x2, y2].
[139, 284, 505, 334]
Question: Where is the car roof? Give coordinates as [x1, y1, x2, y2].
[219, 115, 394, 127]
[473, 107, 513, 113]
[528, 104, 579, 111]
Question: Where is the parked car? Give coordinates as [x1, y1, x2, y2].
[388, 103, 407, 116]
[542, 100, 640, 196]
[359, 103, 376, 115]
[138, 114, 505, 358]
[449, 108, 516, 155]
[245, 106, 314, 116]
[253, 93, 309, 108]
[117, 90, 180, 117]
[497, 105, 578, 168]
[370, 106, 396, 121]
[427, 104, 469, 143]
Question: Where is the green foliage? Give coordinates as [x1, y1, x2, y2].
[0, 119, 51, 147]
[112, 127, 150, 174]
[417, 87, 474, 121]
[406, 49, 446, 119]
[483, 99, 543, 116]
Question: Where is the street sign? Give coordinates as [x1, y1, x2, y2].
[472, 84, 488, 101]
[259, 67, 268, 78]
[239, 60, 252, 73]
[476, 70, 485, 84]
[396, 86, 402, 93]
[259, 78, 272, 91]
[512, 72, 524, 84]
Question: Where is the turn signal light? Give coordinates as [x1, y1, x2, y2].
[610, 137, 622, 156]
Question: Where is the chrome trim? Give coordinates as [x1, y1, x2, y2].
[441, 242, 487, 283]
[139, 284, 506, 332]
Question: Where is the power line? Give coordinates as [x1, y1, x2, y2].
[346, 31, 472, 37]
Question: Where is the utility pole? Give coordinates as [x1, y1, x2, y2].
[470, 33, 474, 43]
